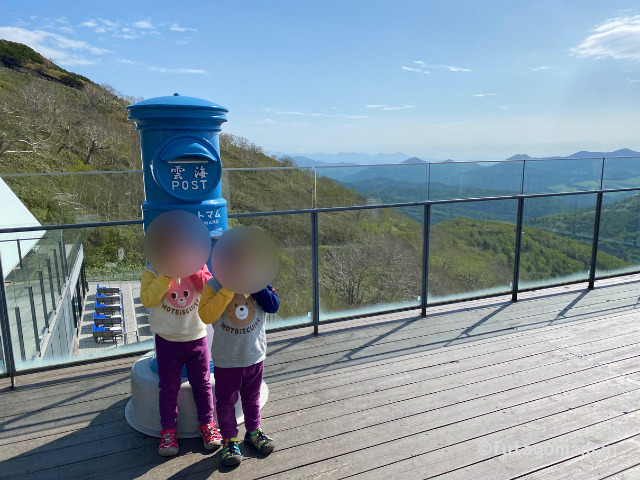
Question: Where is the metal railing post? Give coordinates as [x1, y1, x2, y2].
[512, 197, 525, 302]
[38, 270, 49, 328]
[421, 204, 431, 316]
[80, 262, 87, 297]
[59, 236, 68, 278]
[15, 308, 25, 362]
[75, 282, 83, 320]
[53, 249, 62, 294]
[311, 211, 320, 335]
[0, 255, 17, 386]
[28, 286, 41, 354]
[47, 259, 56, 308]
[17, 239, 23, 269]
[589, 191, 604, 289]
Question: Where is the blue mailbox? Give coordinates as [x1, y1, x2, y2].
[126, 94, 229, 238]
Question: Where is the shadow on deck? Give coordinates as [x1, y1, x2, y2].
[1, 275, 640, 479]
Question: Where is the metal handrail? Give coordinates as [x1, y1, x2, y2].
[1, 157, 640, 382]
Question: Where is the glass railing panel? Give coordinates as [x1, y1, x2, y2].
[603, 156, 640, 189]
[519, 193, 597, 289]
[221, 167, 314, 213]
[428, 160, 522, 201]
[2, 224, 151, 372]
[595, 191, 640, 277]
[228, 214, 313, 330]
[315, 163, 428, 208]
[1, 172, 145, 224]
[428, 199, 517, 303]
[0, 334, 5, 375]
[318, 207, 422, 320]
[522, 158, 602, 195]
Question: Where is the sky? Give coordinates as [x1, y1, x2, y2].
[1, 0, 640, 160]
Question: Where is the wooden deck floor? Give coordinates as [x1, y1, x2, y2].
[2, 276, 640, 479]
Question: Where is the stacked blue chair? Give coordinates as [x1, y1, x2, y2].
[93, 284, 124, 342]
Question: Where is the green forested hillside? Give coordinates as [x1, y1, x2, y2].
[0, 40, 633, 320]
[529, 194, 640, 264]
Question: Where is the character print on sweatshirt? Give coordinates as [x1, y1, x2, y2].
[225, 294, 257, 328]
[166, 280, 196, 309]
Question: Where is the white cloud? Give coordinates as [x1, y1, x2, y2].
[255, 118, 277, 125]
[474, 93, 498, 97]
[118, 58, 141, 65]
[275, 111, 367, 119]
[532, 66, 550, 71]
[169, 23, 197, 32]
[404, 61, 470, 74]
[497, 104, 520, 111]
[572, 14, 640, 60]
[626, 78, 640, 83]
[366, 104, 416, 111]
[0, 26, 111, 66]
[99, 19, 119, 28]
[438, 64, 472, 72]
[133, 19, 154, 29]
[149, 66, 207, 74]
[78, 18, 195, 40]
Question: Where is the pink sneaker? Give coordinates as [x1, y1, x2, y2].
[199, 422, 223, 450]
[158, 429, 179, 456]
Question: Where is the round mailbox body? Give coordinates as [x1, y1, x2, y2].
[126, 95, 229, 238]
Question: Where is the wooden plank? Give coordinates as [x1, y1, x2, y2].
[257, 379, 640, 480]
[2, 356, 136, 392]
[266, 313, 640, 402]
[266, 288, 640, 362]
[0, 395, 131, 441]
[263, 309, 640, 383]
[81, 332, 640, 478]
[266, 277, 639, 347]
[97, 360, 640, 479]
[518, 434, 640, 479]
[266, 298, 640, 368]
[0, 374, 131, 418]
[0, 368, 131, 409]
[266, 307, 640, 394]
[434, 408, 640, 479]
[0, 278, 638, 480]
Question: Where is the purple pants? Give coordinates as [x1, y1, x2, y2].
[155, 334, 214, 431]
[213, 362, 263, 439]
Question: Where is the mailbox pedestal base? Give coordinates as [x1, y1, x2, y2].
[125, 351, 269, 438]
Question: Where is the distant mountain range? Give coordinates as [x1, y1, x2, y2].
[282, 149, 640, 168]
[507, 148, 640, 161]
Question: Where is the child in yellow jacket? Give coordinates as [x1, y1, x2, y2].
[199, 277, 279, 466]
[140, 265, 222, 456]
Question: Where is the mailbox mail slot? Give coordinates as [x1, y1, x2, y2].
[152, 136, 222, 202]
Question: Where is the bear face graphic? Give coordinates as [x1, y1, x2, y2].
[166, 281, 195, 309]
[225, 294, 257, 327]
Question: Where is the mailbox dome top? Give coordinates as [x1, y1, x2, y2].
[126, 95, 228, 130]
[127, 95, 228, 113]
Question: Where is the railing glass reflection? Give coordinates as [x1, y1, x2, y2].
[2, 156, 640, 376]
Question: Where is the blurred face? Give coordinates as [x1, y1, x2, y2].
[211, 226, 278, 294]
[143, 210, 212, 279]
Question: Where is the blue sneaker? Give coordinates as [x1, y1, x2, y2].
[244, 428, 275, 453]
[220, 438, 242, 465]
